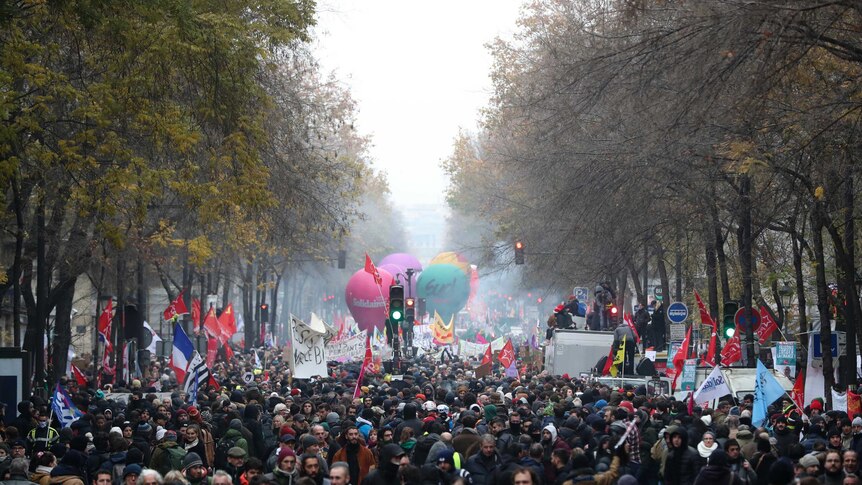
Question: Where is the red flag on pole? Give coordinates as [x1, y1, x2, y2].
[71, 364, 88, 387]
[354, 336, 372, 398]
[623, 313, 640, 344]
[498, 339, 516, 368]
[224, 342, 234, 361]
[364, 253, 382, 286]
[206, 337, 218, 368]
[217, 303, 236, 343]
[720, 327, 742, 365]
[791, 370, 805, 410]
[694, 290, 717, 329]
[203, 306, 221, 339]
[481, 344, 492, 365]
[163, 290, 189, 321]
[601, 345, 614, 375]
[191, 299, 201, 330]
[757, 306, 778, 344]
[703, 330, 718, 366]
[98, 300, 113, 343]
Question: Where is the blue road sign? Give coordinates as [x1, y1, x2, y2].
[573, 287, 589, 302]
[667, 301, 689, 324]
[734, 307, 761, 329]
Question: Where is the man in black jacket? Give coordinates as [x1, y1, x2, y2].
[363, 444, 407, 485]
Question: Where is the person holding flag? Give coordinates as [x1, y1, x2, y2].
[612, 316, 636, 375]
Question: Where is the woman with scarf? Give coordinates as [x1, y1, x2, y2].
[695, 431, 719, 468]
[184, 425, 209, 469]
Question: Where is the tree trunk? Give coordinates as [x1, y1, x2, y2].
[674, 244, 683, 302]
[712, 205, 731, 301]
[812, 205, 834, 406]
[12, 177, 24, 347]
[705, 224, 720, 319]
[627, 258, 644, 306]
[50, 275, 77, 385]
[657, 242, 670, 335]
[738, 175, 755, 367]
[792, 230, 808, 364]
[35, 196, 48, 394]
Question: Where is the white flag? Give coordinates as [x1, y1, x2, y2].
[183, 351, 209, 395]
[693, 366, 732, 405]
[143, 321, 162, 354]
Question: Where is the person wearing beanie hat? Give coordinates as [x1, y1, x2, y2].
[122, 464, 142, 485]
[264, 447, 299, 485]
[798, 453, 820, 478]
[150, 428, 188, 477]
[182, 452, 206, 485]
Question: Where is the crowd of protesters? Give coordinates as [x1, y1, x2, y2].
[0, 345, 853, 485]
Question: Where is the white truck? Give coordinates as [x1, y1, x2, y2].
[544, 329, 617, 376]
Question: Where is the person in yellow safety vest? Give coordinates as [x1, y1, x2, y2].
[27, 408, 59, 455]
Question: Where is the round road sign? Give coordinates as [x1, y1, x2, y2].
[667, 301, 689, 323]
[734, 307, 761, 329]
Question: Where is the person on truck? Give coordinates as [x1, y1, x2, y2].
[612, 319, 636, 375]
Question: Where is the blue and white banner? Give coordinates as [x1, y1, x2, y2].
[693, 366, 731, 405]
[52, 384, 82, 428]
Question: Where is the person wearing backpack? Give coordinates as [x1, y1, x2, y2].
[149, 430, 187, 477]
[215, 420, 250, 472]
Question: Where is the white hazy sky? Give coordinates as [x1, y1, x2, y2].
[312, 1, 524, 208]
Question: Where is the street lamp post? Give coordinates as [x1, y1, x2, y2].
[778, 282, 793, 333]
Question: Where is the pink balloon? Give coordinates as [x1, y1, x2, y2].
[345, 268, 394, 332]
[379, 253, 422, 297]
[379, 264, 404, 279]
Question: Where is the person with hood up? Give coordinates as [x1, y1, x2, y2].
[664, 426, 699, 485]
[693, 449, 743, 485]
[395, 404, 423, 441]
[540, 424, 571, 484]
[49, 450, 88, 485]
[363, 444, 408, 485]
[264, 448, 299, 485]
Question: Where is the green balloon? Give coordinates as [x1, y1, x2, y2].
[417, 264, 470, 322]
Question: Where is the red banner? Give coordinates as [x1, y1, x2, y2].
[720, 328, 742, 365]
[498, 339, 516, 369]
[163, 289, 189, 321]
[757, 306, 778, 344]
[206, 337, 218, 368]
[792, 370, 805, 410]
[694, 290, 717, 329]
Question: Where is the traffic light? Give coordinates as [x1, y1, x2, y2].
[514, 241, 525, 265]
[260, 303, 269, 324]
[405, 297, 415, 322]
[389, 285, 404, 323]
[337, 250, 346, 269]
[722, 301, 738, 338]
[417, 298, 426, 318]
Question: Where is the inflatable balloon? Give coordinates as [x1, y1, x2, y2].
[345, 268, 394, 332]
[416, 263, 470, 322]
[379, 263, 403, 280]
[429, 252, 470, 275]
[380, 253, 423, 297]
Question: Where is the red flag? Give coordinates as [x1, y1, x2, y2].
[163, 290, 189, 321]
[191, 299, 201, 329]
[98, 300, 113, 343]
[601, 345, 614, 375]
[849, 390, 862, 418]
[217, 303, 237, 343]
[498, 339, 516, 369]
[476, 332, 488, 345]
[720, 327, 742, 365]
[757, 306, 778, 344]
[481, 344, 492, 365]
[354, 337, 372, 398]
[791, 370, 805, 410]
[224, 342, 234, 361]
[206, 337, 218, 367]
[203, 306, 221, 339]
[672, 326, 692, 391]
[71, 365, 88, 387]
[208, 374, 221, 391]
[364, 253, 382, 286]
[623, 313, 640, 344]
[704, 330, 718, 366]
[694, 290, 717, 329]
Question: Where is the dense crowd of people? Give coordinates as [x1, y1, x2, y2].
[0, 345, 847, 485]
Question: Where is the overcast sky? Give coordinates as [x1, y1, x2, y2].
[312, 1, 524, 209]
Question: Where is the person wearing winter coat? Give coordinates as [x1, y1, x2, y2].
[264, 448, 299, 485]
[463, 436, 500, 485]
[724, 439, 757, 485]
[149, 431, 187, 478]
[540, 424, 571, 485]
[693, 450, 743, 485]
[363, 444, 408, 485]
[695, 432, 719, 469]
[664, 426, 698, 485]
[30, 452, 56, 485]
[4, 459, 39, 485]
[561, 447, 624, 485]
[49, 451, 88, 485]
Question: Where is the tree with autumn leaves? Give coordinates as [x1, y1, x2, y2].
[0, 1, 401, 388]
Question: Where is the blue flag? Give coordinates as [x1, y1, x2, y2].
[753, 359, 787, 427]
[52, 383, 82, 428]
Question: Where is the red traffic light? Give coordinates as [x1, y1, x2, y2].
[260, 304, 268, 310]
[610, 306, 618, 315]
[537, 297, 543, 303]
[406, 297, 415, 308]
[515, 241, 524, 250]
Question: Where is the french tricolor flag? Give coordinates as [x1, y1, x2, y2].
[171, 323, 195, 383]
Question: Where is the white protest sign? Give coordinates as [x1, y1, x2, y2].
[289, 314, 328, 378]
[458, 340, 487, 358]
[491, 336, 507, 352]
[327, 331, 367, 362]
